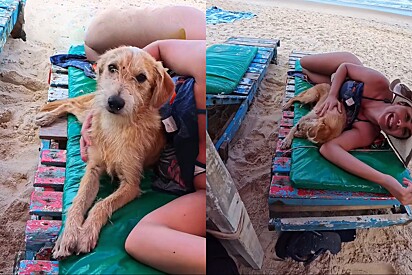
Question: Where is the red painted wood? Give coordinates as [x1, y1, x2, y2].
[25, 220, 62, 260]
[40, 149, 66, 167]
[29, 191, 62, 217]
[34, 166, 65, 190]
[280, 117, 293, 128]
[282, 111, 294, 118]
[18, 260, 58, 275]
[278, 127, 290, 139]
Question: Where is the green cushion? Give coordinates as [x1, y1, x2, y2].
[290, 60, 411, 194]
[59, 45, 176, 275]
[206, 44, 257, 94]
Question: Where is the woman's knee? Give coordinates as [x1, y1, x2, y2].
[125, 220, 149, 255]
[338, 52, 362, 65]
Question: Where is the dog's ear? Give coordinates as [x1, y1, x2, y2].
[96, 52, 110, 77]
[151, 62, 175, 108]
[308, 123, 331, 144]
[307, 126, 318, 142]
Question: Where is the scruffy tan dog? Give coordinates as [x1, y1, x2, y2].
[281, 83, 347, 149]
[35, 46, 174, 258]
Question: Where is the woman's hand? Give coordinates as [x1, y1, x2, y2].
[80, 112, 93, 162]
[315, 96, 342, 117]
[383, 176, 412, 205]
[399, 178, 412, 205]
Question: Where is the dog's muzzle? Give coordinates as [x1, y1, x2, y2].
[107, 95, 125, 114]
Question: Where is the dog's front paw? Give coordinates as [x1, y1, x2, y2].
[280, 138, 293, 150]
[35, 112, 56, 126]
[52, 227, 79, 259]
[76, 222, 100, 254]
[282, 102, 292, 110]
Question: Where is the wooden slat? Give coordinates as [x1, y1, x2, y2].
[270, 204, 392, 213]
[279, 117, 293, 128]
[49, 73, 68, 88]
[278, 127, 290, 139]
[25, 220, 62, 260]
[40, 149, 66, 167]
[226, 40, 279, 49]
[48, 87, 68, 102]
[282, 111, 294, 118]
[39, 118, 67, 141]
[34, 166, 65, 190]
[227, 37, 280, 47]
[272, 157, 291, 174]
[51, 65, 68, 74]
[18, 260, 58, 275]
[29, 191, 62, 217]
[269, 213, 412, 231]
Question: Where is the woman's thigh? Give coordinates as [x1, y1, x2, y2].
[137, 189, 206, 237]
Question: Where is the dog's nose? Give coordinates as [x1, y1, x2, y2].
[107, 95, 125, 113]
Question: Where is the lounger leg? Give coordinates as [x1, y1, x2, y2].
[76, 171, 142, 254]
[52, 162, 103, 258]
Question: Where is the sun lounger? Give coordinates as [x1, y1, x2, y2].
[269, 50, 412, 232]
[206, 37, 280, 159]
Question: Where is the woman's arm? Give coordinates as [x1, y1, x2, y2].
[316, 63, 389, 116]
[143, 39, 205, 84]
[143, 39, 206, 190]
[320, 126, 412, 204]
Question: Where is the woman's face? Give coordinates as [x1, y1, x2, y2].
[379, 103, 412, 139]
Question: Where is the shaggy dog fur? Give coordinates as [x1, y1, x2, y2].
[35, 46, 175, 258]
[281, 83, 347, 149]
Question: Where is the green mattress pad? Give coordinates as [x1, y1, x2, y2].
[290, 60, 411, 194]
[206, 44, 257, 94]
[59, 45, 176, 274]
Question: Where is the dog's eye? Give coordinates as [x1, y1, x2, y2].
[108, 64, 118, 73]
[134, 73, 147, 83]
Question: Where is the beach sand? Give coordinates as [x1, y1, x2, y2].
[0, 0, 204, 273]
[207, 0, 412, 274]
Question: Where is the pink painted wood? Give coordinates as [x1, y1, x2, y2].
[278, 127, 290, 139]
[282, 111, 294, 118]
[18, 260, 58, 275]
[25, 220, 62, 260]
[280, 117, 293, 128]
[34, 166, 65, 190]
[29, 191, 62, 217]
[40, 149, 66, 167]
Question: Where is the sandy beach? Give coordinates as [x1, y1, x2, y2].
[0, 0, 204, 273]
[207, 0, 412, 274]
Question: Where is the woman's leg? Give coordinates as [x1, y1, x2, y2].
[125, 190, 206, 274]
[300, 52, 363, 84]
